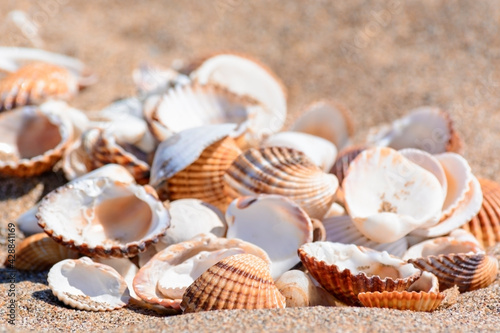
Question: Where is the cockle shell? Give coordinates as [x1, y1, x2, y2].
[289, 100, 354, 150]
[462, 178, 500, 248]
[298, 242, 421, 306]
[262, 131, 337, 172]
[133, 63, 190, 98]
[133, 234, 270, 311]
[37, 177, 170, 258]
[47, 257, 130, 311]
[0, 106, 72, 177]
[181, 253, 286, 313]
[343, 147, 444, 243]
[224, 146, 339, 219]
[225, 195, 313, 278]
[330, 145, 367, 186]
[9, 233, 79, 271]
[150, 123, 241, 211]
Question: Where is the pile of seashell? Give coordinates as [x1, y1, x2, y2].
[2, 47, 499, 314]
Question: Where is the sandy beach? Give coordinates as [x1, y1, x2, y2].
[0, 0, 499, 331]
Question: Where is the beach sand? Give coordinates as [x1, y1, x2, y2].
[0, 0, 499, 331]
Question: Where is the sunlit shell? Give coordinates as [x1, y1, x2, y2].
[298, 242, 421, 306]
[133, 63, 190, 98]
[191, 53, 287, 137]
[9, 233, 79, 271]
[37, 177, 170, 258]
[225, 195, 313, 278]
[330, 145, 366, 186]
[358, 271, 444, 312]
[224, 146, 339, 219]
[289, 100, 354, 150]
[262, 131, 337, 172]
[150, 124, 241, 211]
[343, 147, 444, 243]
[462, 178, 500, 248]
[40, 100, 90, 139]
[0, 106, 72, 177]
[48, 257, 130, 311]
[133, 234, 270, 311]
[181, 253, 286, 313]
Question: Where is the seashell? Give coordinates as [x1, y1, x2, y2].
[323, 202, 346, 219]
[289, 100, 354, 150]
[311, 218, 327, 242]
[358, 271, 445, 312]
[150, 123, 241, 211]
[181, 253, 286, 313]
[37, 177, 170, 258]
[225, 195, 313, 278]
[462, 178, 500, 248]
[8, 233, 80, 271]
[224, 146, 339, 219]
[92, 256, 140, 302]
[62, 138, 94, 181]
[133, 63, 190, 98]
[329, 145, 367, 186]
[275, 270, 341, 307]
[262, 131, 337, 172]
[343, 147, 444, 243]
[0, 106, 72, 177]
[298, 242, 421, 306]
[366, 106, 462, 154]
[40, 100, 90, 140]
[322, 215, 409, 258]
[0, 62, 79, 111]
[48, 257, 130, 311]
[191, 53, 287, 137]
[133, 234, 270, 311]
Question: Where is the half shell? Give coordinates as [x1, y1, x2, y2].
[330, 145, 366, 186]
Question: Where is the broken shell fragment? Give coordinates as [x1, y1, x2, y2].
[47, 257, 130, 311]
[181, 253, 286, 313]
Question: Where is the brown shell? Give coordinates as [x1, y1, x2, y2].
[358, 290, 445, 312]
[407, 253, 498, 292]
[224, 147, 339, 219]
[8, 233, 79, 271]
[330, 145, 367, 186]
[0, 62, 78, 111]
[311, 218, 326, 242]
[462, 178, 500, 248]
[181, 253, 286, 313]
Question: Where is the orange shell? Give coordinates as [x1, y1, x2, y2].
[358, 290, 445, 312]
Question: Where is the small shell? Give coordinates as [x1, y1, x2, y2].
[133, 63, 191, 98]
[0, 107, 72, 177]
[462, 178, 500, 248]
[311, 218, 326, 242]
[225, 195, 313, 278]
[298, 242, 421, 306]
[329, 145, 366, 185]
[224, 146, 339, 219]
[48, 257, 130, 311]
[37, 177, 170, 258]
[181, 253, 286, 313]
[9, 233, 79, 271]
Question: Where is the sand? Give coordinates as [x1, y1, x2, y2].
[0, 0, 499, 331]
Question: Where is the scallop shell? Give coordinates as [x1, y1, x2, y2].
[329, 145, 367, 186]
[298, 242, 421, 306]
[48, 257, 130, 311]
[133, 234, 270, 311]
[9, 233, 80, 271]
[150, 124, 241, 211]
[0, 106, 72, 177]
[224, 146, 339, 219]
[37, 177, 170, 258]
[262, 131, 337, 172]
[343, 147, 444, 243]
[225, 195, 313, 278]
[462, 178, 500, 248]
[181, 253, 286, 313]
[289, 100, 354, 150]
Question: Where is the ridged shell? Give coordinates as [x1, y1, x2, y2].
[462, 178, 500, 248]
[298, 242, 421, 306]
[181, 253, 286, 313]
[0, 107, 72, 177]
[9, 233, 80, 271]
[48, 257, 130, 311]
[330, 145, 366, 186]
[37, 177, 170, 258]
[224, 147, 339, 219]
[0, 62, 78, 111]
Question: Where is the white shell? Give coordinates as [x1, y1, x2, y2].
[48, 257, 130, 311]
[225, 195, 313, 279]
[93, 257, 139, 300]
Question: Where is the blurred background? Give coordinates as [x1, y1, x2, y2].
[0, 0, 499, 179]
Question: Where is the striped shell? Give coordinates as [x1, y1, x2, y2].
[224, 147, 339, 219]
[330, 145, 366, 185]
[298, 242, 421, 306]
[181, 253, 286, 313]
